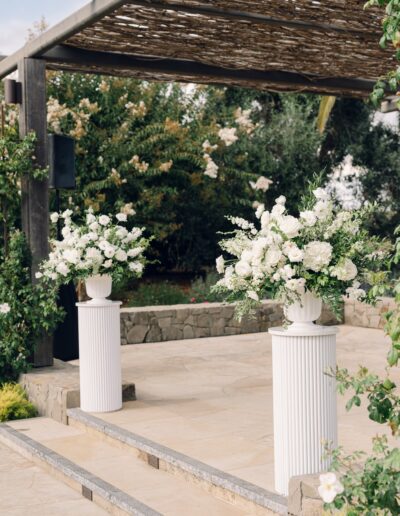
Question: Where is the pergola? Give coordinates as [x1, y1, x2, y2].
[0, 0, 392, 366]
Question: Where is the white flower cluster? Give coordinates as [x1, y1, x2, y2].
[250, 176, 273, 192]
[234, 107, 256, 135]
[318, 473, 344, 504]
[38, 208, 147, 284]
[0, 303, 10, 314]
[215, 188, 382, 307]
[218, 127, 238, 146]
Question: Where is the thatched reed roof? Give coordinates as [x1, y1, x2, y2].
[0, 0, 394, 97]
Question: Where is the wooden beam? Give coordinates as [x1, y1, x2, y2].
[18, 58, 53, 367]
[43, 45, 378, 96]
[0, 0, 125, 79]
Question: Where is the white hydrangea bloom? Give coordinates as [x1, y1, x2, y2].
[331, 258, 358, 282]
[279, 215, 302, 238]
[303, 241, 333, 272]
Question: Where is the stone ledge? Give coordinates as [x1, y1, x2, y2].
[68, 408, 288, 515]
[344, 296, 395, 329]
[19, 359, 135, 424]
[288, 474, 323, 515]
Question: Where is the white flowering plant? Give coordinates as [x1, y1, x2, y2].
[38, 208, 149, 286]
[214, 186, 390, 319]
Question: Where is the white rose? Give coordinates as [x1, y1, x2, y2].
[216, 255, 225, 274]
[265, 247, 283, 267]
[35, 272, 43, 279]
[303, 241, 333, 272]
[331, 258, 358, 282]
[99, 215, 111, 226]
[56, 262, 70, 276]
[115, 249, 127, 262]
[50, 212, 59, 223]
[129, 262, 144, 274]
[63, 249, 80, 264]
[103, 259, 113, 268]
[275, 195, 286, 205]
[62, 209, 73, 218]
[104, 246, 116, 259]
[127, 247, 144, 258]
[281, 265, 295, 279]
[86, 248, 103, 263]
[116, 227, 128, 239]
[283, 242, 304, 263]
[279, 215, 302, 238]
[300, 210, 317, 227]
[89, 222, 99, 232]
[235, 260, 252, 278]
[116, 213, 127, 222]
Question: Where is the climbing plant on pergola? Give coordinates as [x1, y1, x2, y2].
[0, 0, 393, 366]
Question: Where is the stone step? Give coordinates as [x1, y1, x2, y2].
[1, 417, 275, 516]
[67, 408, 287, 515]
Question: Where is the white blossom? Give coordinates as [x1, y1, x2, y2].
[249, 176, 273, 192]
[0, 303, 11, 314]
[216, 255, 225, 274]
[99, 215, 111, 226]
[218, 127, 238, 146]
[318, 473, 344, 504]
[50, 212, 59, 224]
[279, 215, 302, 238]
[116, 213, 127, 222]
[300, 210, 317, 227]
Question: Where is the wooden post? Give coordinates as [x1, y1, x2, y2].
[18, 58, 53, 367]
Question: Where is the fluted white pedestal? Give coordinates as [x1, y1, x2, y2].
[77, 301, 122, 412]
[269, 325, 338, 496]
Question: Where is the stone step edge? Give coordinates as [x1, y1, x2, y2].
[0, 423, 161, 516]
[67, 408, 288, 515]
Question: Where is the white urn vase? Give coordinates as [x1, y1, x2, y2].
[85, 274, 112, 304]
[284, 290, 322, 331]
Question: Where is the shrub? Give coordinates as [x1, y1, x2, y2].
[0, 232, 62, 383]
[127, 281, 189, 306]
[188, 272, 225, 303]
[0, 383, 37, 422]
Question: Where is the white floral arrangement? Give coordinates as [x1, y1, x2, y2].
[214, 187, 390, 318]
[38, 208, 149, 285]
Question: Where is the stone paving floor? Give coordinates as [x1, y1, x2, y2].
[95, 324, 396, 493]
[0, 440, 107, 515]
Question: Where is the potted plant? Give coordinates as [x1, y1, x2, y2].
[38, 207, 149, 301]
[214, 187, 390, 326]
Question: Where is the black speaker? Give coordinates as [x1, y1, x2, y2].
[48, 134, 76, 189]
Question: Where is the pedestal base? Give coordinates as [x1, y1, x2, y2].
[269, 325, 338, 496]
[77, 301, 122, 413]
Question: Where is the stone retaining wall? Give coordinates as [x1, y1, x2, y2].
[120, 300, 339, 345]
[344, 297, 396, 329]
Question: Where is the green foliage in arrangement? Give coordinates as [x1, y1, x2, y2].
[0, 232, 62, 383]
[0, 383, 37, 422]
